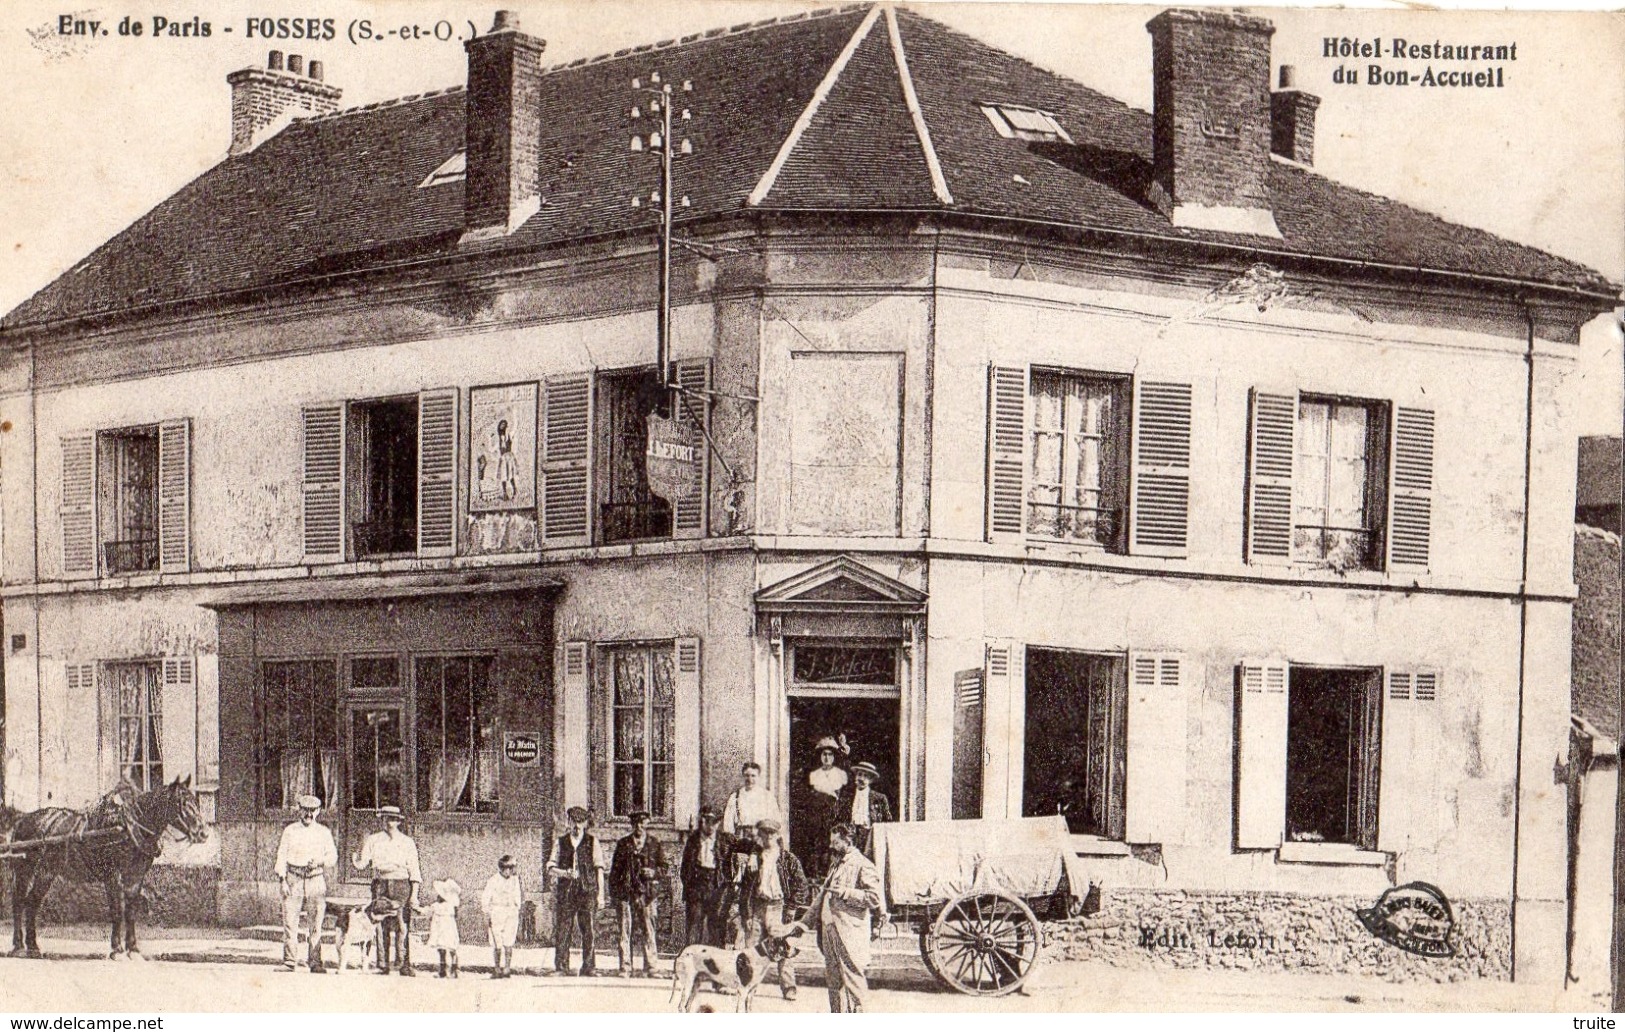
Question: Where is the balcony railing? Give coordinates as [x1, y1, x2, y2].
[103, 538, 158, 574]
[600, 501, 673, 544]
[352, 519, 416, 557]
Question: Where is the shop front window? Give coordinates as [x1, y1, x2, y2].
[260, 660, 340, 810]
[415, 655, 499, 813]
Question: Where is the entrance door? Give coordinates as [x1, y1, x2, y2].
[343, 703, 406, 876]
[784, 641, 901, 876]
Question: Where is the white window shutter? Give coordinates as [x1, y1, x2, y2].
[981, 640, 1025, 818]
[1387, 406, 1434, 571]
[195, 652, 220, 787]
[157, 419, 191, 573]
[673, 638, 702, 827]
[1246, 390, 1296, 565]
[672, 361, 712, 539]
[417, 388, 459, 557]
[558, 642, 591, 810]
[986, 366, 1027, 543]
[1129, 381, 1192, 557]
[72, 662, 113, 786]
[60, 434, 97, 579]
[1125, 652, 1187, 844]
[161, 657, 197, 783]
[542, 374, 594, 547]
[301, 404, 346, 563]
[1235, 659, 1288, 849]
[1376, 670, 1412, 852]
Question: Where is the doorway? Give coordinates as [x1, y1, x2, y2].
[343, 702, 405, 877]
[786, 695, 900, 874]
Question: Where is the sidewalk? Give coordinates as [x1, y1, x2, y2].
[5, 924, 1606, 1012]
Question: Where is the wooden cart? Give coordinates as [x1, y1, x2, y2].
[869, 815, 1088, 997]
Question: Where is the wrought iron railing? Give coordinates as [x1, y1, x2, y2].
[600, 501, 673, 544]
[103, 538, 159, 574]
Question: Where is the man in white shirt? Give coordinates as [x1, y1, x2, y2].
[722, 762, 781, 836]
[273, 794, 337, 973]
[351, 805, 422, 975]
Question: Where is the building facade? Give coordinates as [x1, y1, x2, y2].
[1, 5, 1616, 982]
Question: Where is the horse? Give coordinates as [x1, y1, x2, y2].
[7, 775, 209, 960]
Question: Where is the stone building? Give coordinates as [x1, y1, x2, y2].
[0, 6, 1617, 981]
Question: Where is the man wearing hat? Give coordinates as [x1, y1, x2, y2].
[608, 810, 668, 977]
[835, 762, 893, 857]
[273, 795, 337, 972]
[733, 818, 808, 1001]
[352, 805, 422, 975]
[679, 803, 734, 947]
[545, 806, 604, 976]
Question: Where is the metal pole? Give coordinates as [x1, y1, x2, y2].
[657, 84, 674, 397]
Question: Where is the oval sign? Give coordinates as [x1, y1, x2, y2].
[504, 733, 540, 766]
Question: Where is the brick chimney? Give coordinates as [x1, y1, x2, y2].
[1145, 9, 1280, 238]
[1270, 65, 1320, 166]
[461, 11, 547, 243]
[227, 50, 341, 157]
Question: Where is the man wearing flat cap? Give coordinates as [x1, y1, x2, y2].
[609, 810, 668, 977]
[352, 805, 422, 975]
[680, 803, 734, 947]
[273, 795, 337, 972]
[546, 806, 604, 975]
[733, 818, 808, 1001]
[835, 762, 893, 857]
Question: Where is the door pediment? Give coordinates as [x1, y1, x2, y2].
[755, 555, 926, 616]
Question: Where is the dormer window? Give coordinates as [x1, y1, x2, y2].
[982, 104, 1072, 143]
[419, 150, 466, 188]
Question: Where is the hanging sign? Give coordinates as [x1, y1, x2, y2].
[504, 732, 541, 767]
[646, 411, 699, 504]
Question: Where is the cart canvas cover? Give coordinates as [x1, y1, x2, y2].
[871, 815, 1089, 906]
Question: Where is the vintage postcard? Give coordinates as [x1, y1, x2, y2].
[0, 0, 1620, 1017]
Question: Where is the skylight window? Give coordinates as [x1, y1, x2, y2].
[982, 105, 1072, 144]
[419, 150, 466, 188]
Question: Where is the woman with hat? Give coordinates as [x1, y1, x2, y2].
[481, 855, 523, 979]
[800, 735, 849, 879]
[352, 805, 422, 976]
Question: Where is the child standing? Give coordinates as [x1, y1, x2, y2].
[427, 879, 462, 978]
[482, 855, 523, 979]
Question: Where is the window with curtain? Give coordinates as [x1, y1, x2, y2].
[1021, 649, 1126, 838]
[602, 644, 675, 821]
[109, 661, 162, 790]
[1027, 371, 1128, 549]
[259, 660, 339, 810]
[1294, 396, 1387, 570]
[415, 655, 499, 814]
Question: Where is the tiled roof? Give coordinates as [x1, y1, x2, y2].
[1573, 525, 1620, 739]
[4, 4, 1614, 330]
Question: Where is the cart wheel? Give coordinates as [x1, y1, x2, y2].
[919, 925, 944, 984]
[924, 891, 1041, 996]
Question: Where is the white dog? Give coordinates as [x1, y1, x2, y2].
[333, 904, 379, 974]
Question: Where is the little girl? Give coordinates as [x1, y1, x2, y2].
[481, 854, 523, 979]
[426, 879, 461, 978]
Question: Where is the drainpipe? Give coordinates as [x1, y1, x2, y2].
[1508, 299, 1536, 981]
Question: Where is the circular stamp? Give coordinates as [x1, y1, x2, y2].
[1355, 881, 1457, 958]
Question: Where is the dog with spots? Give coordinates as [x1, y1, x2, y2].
[668, 922, 808, 1012]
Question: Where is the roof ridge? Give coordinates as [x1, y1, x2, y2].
[883, 6, 952, 205]
[545, 3, 870, 74]
[304, 85, 465, 124]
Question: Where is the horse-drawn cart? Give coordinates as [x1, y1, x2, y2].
[869, 815, 1088, 997]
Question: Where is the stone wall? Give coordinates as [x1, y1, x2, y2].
[1046, 889, 1511, 982]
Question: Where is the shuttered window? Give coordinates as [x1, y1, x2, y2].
[1246, 389, 1432, 574]
[558, 642, 592, 810]
[672, 638, 702, 826]
[672, 361, 712, 539]
[543, 376, 593, 546]
[416, 388, 458, 557]
[1023, 649, 1126, 839]
[987, 365, 1190, 557]
[160, 656, 197, 785]
[301, 405, 346, 563]
[1376, 667, 1441, 852]
[981, 641, 1025, 818]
